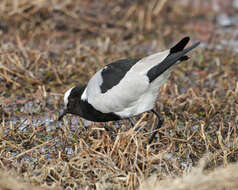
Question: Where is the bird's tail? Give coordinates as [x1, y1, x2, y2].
[170, 36, 190, 53]
[168, 37, 200, 63]
[147, 37, 200, 82]
[170, 36, 197, 62]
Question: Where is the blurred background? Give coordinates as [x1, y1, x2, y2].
[0, 0, 237, 91]
[0, 1, 237, 190]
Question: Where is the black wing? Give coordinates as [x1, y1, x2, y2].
[100, 58, 141, 93]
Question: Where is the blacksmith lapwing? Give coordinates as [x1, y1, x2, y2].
[58, 37, 200, 143]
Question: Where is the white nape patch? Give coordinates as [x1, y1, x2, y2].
[81, 87, 88, 100]
[64, 87, 74, 108]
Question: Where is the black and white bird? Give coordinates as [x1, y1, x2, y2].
[58, 37, 200, 143]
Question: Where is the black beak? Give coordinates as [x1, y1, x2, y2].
[58, 109, 67, 121]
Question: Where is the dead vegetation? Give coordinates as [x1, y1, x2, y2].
[0, 0, 238, 189]
[0, 169, 61, 190]
[139, 156, 238, 190]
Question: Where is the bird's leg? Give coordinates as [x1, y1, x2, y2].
[128, 117, 141, 131]
[148, 109, 164, 144]
[129, 117, 136, 126]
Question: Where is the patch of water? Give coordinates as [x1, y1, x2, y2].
[65, 147, 73, 156]
[233, 0, 238, 8]
[213, 4, 238, 52]
[2, 110, 86, 161]
[20, 100, 42, 114]
[217, 13, 234, 27]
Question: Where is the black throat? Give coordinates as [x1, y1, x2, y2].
[67, 85, 121, 122]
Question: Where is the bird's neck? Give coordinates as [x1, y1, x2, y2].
[77, 87, 121, 122]
[76, 85, 99, 121]
[68, 85, 87, 117]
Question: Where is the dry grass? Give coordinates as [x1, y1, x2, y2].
[140, 156, 238, 190]
[2, 157, 238, 190]
[0, 0, 238, 189]
[0, 169, 61, 190]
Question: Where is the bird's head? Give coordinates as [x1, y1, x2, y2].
[58, 86, 86, 120]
